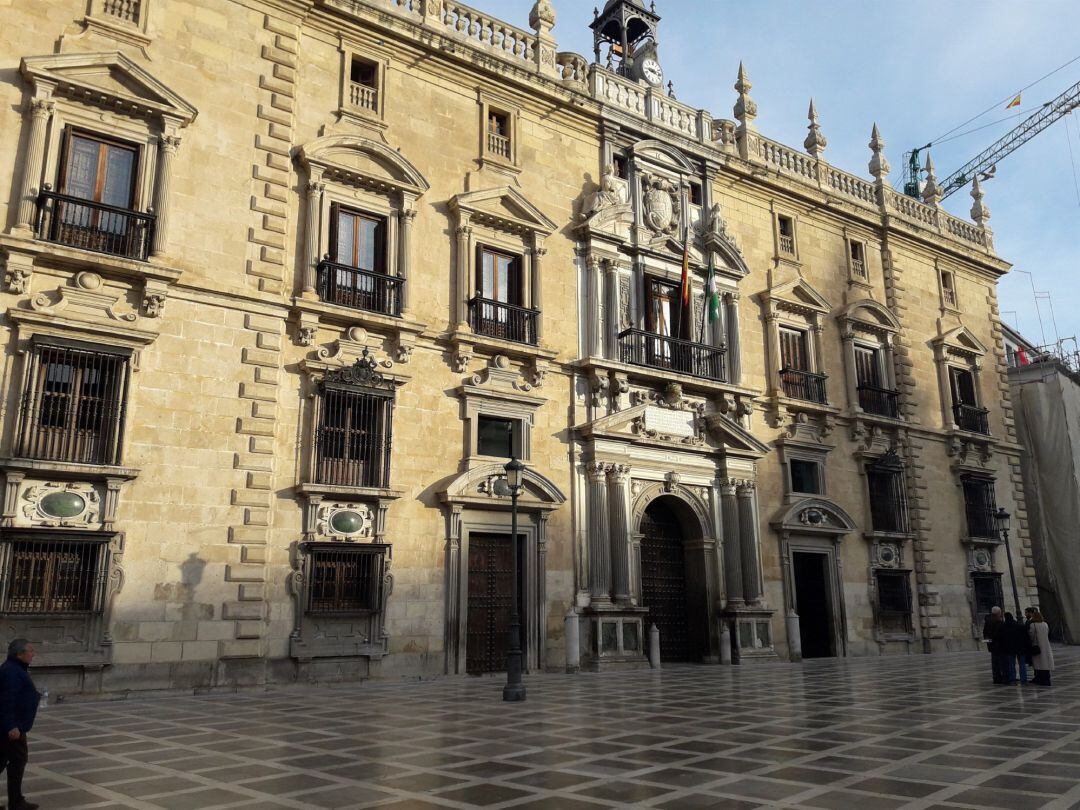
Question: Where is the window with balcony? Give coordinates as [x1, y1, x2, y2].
[487, 110, 512, 159]
[349, 56, 379, 113]
[313, 365, 395, 489]
[855, 345, 899, 418]
[305, 543, 387, 615]
[950, 366, 989, 434]
[477, 415, 521, 459]
[777, 214, 796, 256]
[779, 327, 826, 403]
[789, 459, 822, 495]
[469, 247, 536, 345]
[0, 535, 107, 616]
[16, 343, 129, 466]
[962, 476, 997, 540]
[875, 570, 912, 634]
[867, 458, 908, 534]
[36, 130, 153, 261]
[316, 205, 401, 317]
[849, 239, 867, 281]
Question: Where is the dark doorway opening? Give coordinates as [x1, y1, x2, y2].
[466, 533, 524, 674]
[640, 499, 701, 662]
[793, 551, 834, 658]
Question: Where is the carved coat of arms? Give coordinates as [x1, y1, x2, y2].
[642, 175, 680, 236]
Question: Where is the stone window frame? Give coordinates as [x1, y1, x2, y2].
[477, 90, 520, 172]
[457, 363, 544, 469]
[837, 300, 902, 419]
[78, 1, 154, 50]
[773, 210, 800, 261]
[931, 326, 990, 434]
[776, 440, 829, 503]
[14, 53, 197, 266]
[844, 232, 870, 286]
[870, 567, 915, 640]
[337, 39, 388, 126]
[938, 264, 960, 312]
[760, 277, 832, 407]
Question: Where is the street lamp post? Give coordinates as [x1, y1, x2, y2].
[994, 506, 1022, 616]
[503, 457, 527, 702]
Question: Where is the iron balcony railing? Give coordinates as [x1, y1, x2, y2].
[858, 384, 900, 418]
[780, 368, 828, 404]
[618, 329, 726, 382]
[468, 297, 538, 345]
[953, 403, 990, 435]
[317, 260, 403, 317]
[36, 190, 154, 261]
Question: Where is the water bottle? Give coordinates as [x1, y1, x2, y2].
[41, 688, 49, 708]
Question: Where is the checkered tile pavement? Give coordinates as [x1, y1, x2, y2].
[15, 647, 1080, 809]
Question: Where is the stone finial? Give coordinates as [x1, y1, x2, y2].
[921, 151, 942, 207]
[868, 123, 891, 184]
[734, 61, 757, 130]
[804, 99, 827, 158]
[970, 174, 991, 228]
[529, 0, 555, 31]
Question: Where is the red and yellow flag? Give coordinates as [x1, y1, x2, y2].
[1006, 93, 1022, 109]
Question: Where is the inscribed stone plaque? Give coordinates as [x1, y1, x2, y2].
[644, 406, 694, 437]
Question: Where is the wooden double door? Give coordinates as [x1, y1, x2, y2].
[640, 501, 703, 662]
[466, 533, 524, 675]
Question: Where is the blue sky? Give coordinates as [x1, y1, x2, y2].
[483, 0, 1080, 347]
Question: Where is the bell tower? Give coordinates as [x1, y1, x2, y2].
[590, 0, 662, 85]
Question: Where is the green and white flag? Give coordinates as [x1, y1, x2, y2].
[705, 259, 720, 324]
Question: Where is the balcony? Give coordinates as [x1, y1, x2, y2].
[780, 368, 828, 404]
[468, 297, 538, 346]
[851, 257, 867, 279]
[317, 260, 403, 317]
[487, 131, 511, 159]
[618, 329, 726, 382]
[779, 234, 795, 255]
[349, 83, 378, 112]
[36, 190, 154, 261]
[953, 403, 990, 435]
[858, 384, 900, 418]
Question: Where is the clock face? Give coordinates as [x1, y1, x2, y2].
[641, 58, 663, 87]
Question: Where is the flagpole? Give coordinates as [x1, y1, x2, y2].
[698, 256, 710, 346]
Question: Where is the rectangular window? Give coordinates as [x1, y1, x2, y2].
[348, 56, 379, 112]
[17, 344, 128, 466]
[849, 240, 867, 279]
[487, 110, 511, 159]
[315, 385, 394, 488]
[689, 182, 703, 206]
[477, 416, 519, 459]
[962, 477, 997, 539]
[949, 367, 977, 407]
[645, 278, 678, 338]
[779, 327, 809, 371]
[0, 536, 106, 615]
[477, 247, 521, 305]
[777, 215, 795, 255]
[331, 205, 386, 273]
[789, 459, 821, 495]
[854, 345, 882, 388]
[613, 154, 628, 179]
[306, 543, 387, 614]
[876, 570, 912, 634]
[60, 132, 137, 209]
[867, 466, 908, 533]
[950, 366, 989, 433]
[941, 271, 957, 308]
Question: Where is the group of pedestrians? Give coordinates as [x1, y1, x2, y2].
[983, 606, 1055, 687]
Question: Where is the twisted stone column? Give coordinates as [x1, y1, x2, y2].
[721, 479, 743, 606]
[607, 464, 632, 604]
[150, 134, 181, 258]
[737, 482, 762, 604]
[587, 461, 612, 603]
[16, 98, 53, 232]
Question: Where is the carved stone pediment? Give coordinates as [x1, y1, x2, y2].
[438, 463, 566, 511]
[772, 497, 857, 536]
[21, 52, 197, 126]
[297, 135, 430, 195]
[763, 276, 832, 317]
[933, 325, 988, 360]
[450, 185, 556, 236]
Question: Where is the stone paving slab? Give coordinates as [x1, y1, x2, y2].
[13, 647, 1080, 809]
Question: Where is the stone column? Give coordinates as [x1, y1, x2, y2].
[302, 178, 324, 296]
[605, 260, 620, 359]
[721, 479, 743, 606]
[841, 325, 859, 410]
[737, 482, 762, 604]
[532, 241, 545, 341]
[766, 309, 781, 394]
[587, 461, 612, 604]
[150, 133, 181, 258]
[455, 222, 473, 327]
[607, 464, 632, 604]
[587, 255, 603, 358]
[398, 206, 415, 311]
[724, 292, 741, 385]
[16, 97, 54, 232]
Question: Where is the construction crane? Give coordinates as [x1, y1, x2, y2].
[903, 77, 1080, 200]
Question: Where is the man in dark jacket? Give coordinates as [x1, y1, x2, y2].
[0, 639, 40, 810]
[983, 606, 1005, 684]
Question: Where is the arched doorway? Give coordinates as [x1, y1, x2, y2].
[639, 498, 702, 662]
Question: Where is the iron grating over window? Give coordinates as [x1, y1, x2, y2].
[867, 453, 909, 534]
[306, 543, 387, 615]
[962, 476, 997, 539]
[17, 343, 129, 465]
[314, 351, 395, 489]
[875, 570, 913, 634]
[0, 536, 108, 615]
[973, 572, 1004, 618]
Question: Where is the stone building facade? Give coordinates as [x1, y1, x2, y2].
[0, 0, 1035, 693]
